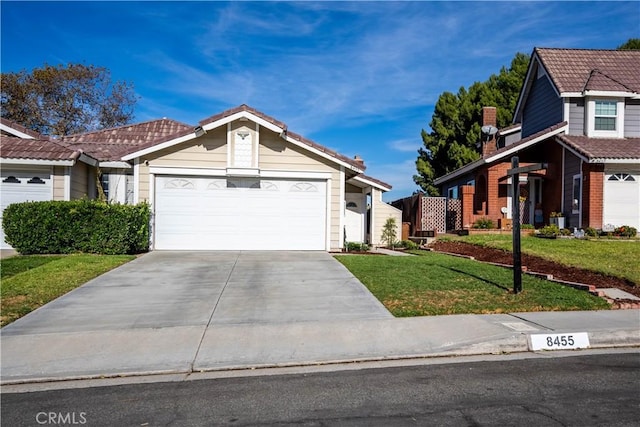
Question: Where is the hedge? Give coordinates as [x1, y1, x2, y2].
[2, 199, 150, 255]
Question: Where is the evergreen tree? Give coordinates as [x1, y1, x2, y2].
[414, 53, 529, 195]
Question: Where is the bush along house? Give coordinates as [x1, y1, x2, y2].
[434, 47, 640, 233]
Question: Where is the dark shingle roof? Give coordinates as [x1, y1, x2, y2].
[556, 134, 640, 161]
[535, 48, 640, 94]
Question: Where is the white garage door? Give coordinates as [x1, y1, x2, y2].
[603, 172, 640, 230]
[1, 167, 53, 249]
[154, 176, 327, 250]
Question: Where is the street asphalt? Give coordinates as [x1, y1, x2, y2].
[1, 251, 638, 388]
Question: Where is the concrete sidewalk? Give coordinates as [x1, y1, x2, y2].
[1, 250, 638, 387]
[1, 309, 638, 385]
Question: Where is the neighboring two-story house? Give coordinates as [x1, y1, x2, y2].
[434, 47, 640, 232]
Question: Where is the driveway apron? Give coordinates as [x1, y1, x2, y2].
[1, 251, 391, 382]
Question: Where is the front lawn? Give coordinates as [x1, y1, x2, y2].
[447, 234, 640, 284]
[336, 253, 609, 317]
[1, 254, 135, 326]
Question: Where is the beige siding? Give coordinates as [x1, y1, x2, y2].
[370, 188, 402, 246]
[149, 127, 227, 168]
[138, 162, 150, 202]
[52, 166, 66, 200]
[70, 162, 89, 199]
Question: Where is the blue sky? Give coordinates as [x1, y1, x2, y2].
[2, 1, 639, 200]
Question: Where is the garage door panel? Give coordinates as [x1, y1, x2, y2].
[1, 169, 52, 249]
[154, 176, 326, 250]
[603, 172, 640, 229]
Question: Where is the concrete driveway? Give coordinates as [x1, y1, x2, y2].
[2, 251, 391, 336]
[1, 251, 391, 382]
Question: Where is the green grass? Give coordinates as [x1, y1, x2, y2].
[336, 253, 610, 317]
[1, 254, 135, 326]
[445, 234, 640, 285]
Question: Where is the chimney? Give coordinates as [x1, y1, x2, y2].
[353, 155, 365, 168]
[481, 106, 498, 157]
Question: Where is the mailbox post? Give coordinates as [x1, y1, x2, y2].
[507, 157, 547, 294]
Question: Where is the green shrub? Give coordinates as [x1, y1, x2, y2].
[398, 240, 419, 250]
[559, 228, 572, 236]
[2, 200, 150, 255]
[613, 225, 637, 238]
[345, 242, 370, 252]
[538, 224, 559, 238]
[584, 227, 598, 237]
[521, 224, 535, 230]
[472, 217, 494, 229]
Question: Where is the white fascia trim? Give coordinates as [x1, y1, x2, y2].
[339, 166, 345, 249]
[122, 132, 196, 160]
[0, 123, 35, 139]
[220, 112, 363, 173]
[555, 138, 590, 163]
[203, 111, 282, 135]
[590, 158, 640, 164]
[325, 177, 332, 250]
[149, 166, 226, 177]
[100, 161, 132, 169]
[433, 158, 485, 186]
[260, 170, 332, 180]
[133, 159, 140, 204]
[583, 90, 636, 98]
[499, 125, 522, 136]
[351, 175, 392, 192]
[0, 158, 75, 166]
[64, 167, 71, 201]
[485, 124, 569, 163]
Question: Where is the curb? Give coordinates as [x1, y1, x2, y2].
[2, 332, 638, 387]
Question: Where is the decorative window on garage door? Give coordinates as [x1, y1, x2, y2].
[290, 182, 318, 192]
[608, 173, 635, 182]
[164, 178, 195, 189]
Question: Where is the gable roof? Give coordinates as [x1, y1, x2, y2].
[61, 118, 192, 161]
[515, 48, 640, 123]
[535, 48, 640, 94]
[121, 104, 366, 172]
[0, 117, 47, 139]
[434, 121, 568, 185]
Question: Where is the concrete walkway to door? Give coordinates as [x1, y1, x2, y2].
[1, 251, 392, 383]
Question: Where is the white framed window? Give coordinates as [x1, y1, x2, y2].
[594, 100, 617, 131]
[572, 174, 581, 214]
[587, 98, 624, 138]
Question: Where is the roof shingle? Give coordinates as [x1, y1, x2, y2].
[535, 48, 640, 94]
[0, 136, 83, 161]
[556, 134, 640, 161]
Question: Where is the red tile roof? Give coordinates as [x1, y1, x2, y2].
[0, 136, 84, 161]
[0, 118, 48, 139]
[556, 134, 640, 161]
[535, 48, 640, 94]
[61, 118, 192, 161]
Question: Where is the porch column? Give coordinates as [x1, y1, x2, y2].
[461, 185, 475, 229]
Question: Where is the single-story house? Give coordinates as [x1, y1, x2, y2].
[0, 105, 401, 250]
